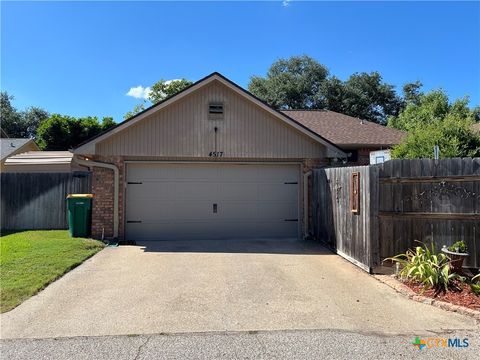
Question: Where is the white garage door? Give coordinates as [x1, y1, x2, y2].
[125, 163, 299, 241]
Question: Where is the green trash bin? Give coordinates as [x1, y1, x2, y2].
[67, 194, 93, 237]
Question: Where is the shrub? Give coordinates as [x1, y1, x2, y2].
[470, 274, 480, 295]
[385, 242, 464, 292]
[448, 240, 468, 253]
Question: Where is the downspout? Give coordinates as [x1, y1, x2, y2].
[303, 171, 312, 239]
[74, 157, 119, 239]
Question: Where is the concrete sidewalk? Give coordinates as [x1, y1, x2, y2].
[1, 239, 478, 339]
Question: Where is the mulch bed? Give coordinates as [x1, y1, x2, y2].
[403, 280, 480, 311]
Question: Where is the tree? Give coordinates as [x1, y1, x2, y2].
[0, 91, 49, 138]
[389, 90, 480, 159]
[123, 102, 146, 120]
[248, 56, 404, 124]
[101, 117, 116, 130]
[36, 114, 116, 150]
[388, 90, 451, 132]
[124, 79, 193, 120]
[402, 81, 423, 106]
[36, 114, 72, 150]
[149, 78, 193, 104]
[248, 55, 329, 109]
[327, 72, 403, 124]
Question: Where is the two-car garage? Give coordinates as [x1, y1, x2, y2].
[74, 73, 345, 241]
[125, 163, 300, 241]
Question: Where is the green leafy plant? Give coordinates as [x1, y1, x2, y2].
[470, 274, 480, 296]
[448, 240, 468, 253]
[385, 242, 463, 292]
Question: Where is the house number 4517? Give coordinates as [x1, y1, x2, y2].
[209, 151, 224, 157]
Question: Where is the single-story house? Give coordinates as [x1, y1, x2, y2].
[1, 138, 39, 171]
[3, 151, 85, 173]
[73, 72, 403, 242]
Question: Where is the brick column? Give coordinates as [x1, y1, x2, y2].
[90, 156, 125, 240]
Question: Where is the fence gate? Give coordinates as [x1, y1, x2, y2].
[312, 166, 379, 272]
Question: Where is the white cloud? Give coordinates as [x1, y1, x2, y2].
[126, 79, 183, 100]
[282, 0, 291, 7]
[126, 86, 151, 99]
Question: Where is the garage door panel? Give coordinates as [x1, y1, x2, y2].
[217, 183, 258, 200]
[126, 220, 298, 241]
[257, 184, 298, 201]
[256, 201, 298, 219]
[128, 201, 216, 221]
[126, 163, 299, 241]
[218, 201, 297, 220]
[128, 182, 219, 201]
[127, 164, 221, 182]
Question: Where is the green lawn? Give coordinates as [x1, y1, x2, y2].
[0, 230, 104, 313]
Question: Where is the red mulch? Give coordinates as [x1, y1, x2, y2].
[403, 280, 480, 311]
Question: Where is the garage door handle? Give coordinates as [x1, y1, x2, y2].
[284, 182, 298, 184]
[127, 220, 142, 223]
[127, 182, 143, 185]
[213, 203, 218, 213]
[284, 219, 298, 222]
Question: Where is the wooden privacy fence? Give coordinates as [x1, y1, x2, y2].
[312, 158, 480, 272]
[1, 172, 91, 231]
[378, 158, 479, 269]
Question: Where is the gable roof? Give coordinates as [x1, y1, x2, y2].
[282, 110, 406, 148]
[0, 138, 39, 160]
[74, 72, 346, 158]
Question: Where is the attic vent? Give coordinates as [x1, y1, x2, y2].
[208, 103, 224, 119]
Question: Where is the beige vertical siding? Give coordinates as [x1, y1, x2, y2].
[97, 80, 325, 158]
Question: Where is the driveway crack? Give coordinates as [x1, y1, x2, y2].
[133, 335, 151, 360]
[254, 333, 268, 359]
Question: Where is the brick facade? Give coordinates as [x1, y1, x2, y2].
[302, 158, 328, 173]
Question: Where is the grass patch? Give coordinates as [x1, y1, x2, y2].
[0, 230, 104, 313]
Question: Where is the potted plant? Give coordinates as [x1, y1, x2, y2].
[441, 240, 469, 274]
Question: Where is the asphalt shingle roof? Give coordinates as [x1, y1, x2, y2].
[282, 110, 406, 148]
[0, 138, 33, 160]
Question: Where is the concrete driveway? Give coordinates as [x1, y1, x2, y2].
[1, 239, 478, 339]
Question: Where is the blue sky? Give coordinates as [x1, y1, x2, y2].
[2, 1, 479, 122]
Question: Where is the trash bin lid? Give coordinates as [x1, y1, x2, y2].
[67, 194, 94, 198]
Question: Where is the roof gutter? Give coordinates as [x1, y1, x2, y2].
[74, 157, 119, 239]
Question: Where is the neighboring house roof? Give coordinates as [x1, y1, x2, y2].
[74, 72, 346, 158]
[472, 122, 480, 133]
[4, 151, 74, 166]
[0, 138, 39, 161]
[282, 110, 406, 149]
